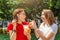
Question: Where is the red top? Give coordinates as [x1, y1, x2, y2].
[7, 22, 29, 40]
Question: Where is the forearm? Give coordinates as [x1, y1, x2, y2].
[9, 30, 15, 39]
[9, 31, 13, 39]
[27, 34, 31, 40]
[37, 30, 50, 40]
[34, 29, 39, 38]
[33, 27, 50, 40]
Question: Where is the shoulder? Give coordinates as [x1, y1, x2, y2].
[51, 23, 58, 29]
[39, 22, 44, 28]
[40, 22, 44, 26]
[7, 22, 13, 31]
[22, 22, 29, 25]
[7, 22, 13, 26]
[50, 23, 58, 34]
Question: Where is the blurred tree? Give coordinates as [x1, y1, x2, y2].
[0, 0, 14, 20]
[0, 0, 60, 20]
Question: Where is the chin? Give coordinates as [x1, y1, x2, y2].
[22, 20, 26, 22]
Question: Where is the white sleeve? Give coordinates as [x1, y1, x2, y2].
[50, 24, 58, 34]
[39, 23, 43, 30]
[39, 23, 43, 31]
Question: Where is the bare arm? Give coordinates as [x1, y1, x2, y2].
[34, 29, 54, 40]
[34, 29, 39, 38]
[9, 30, 13, 39]
[9, 19, 16, 40]
[32, 21, 55, 40]
[9, 30, 16, 40]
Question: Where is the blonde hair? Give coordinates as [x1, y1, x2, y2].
[42, 9, 55, 25]
[13, 8, 24, 22]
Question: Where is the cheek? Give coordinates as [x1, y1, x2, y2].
[19, 15, 22, 19]
[41, 15, 46, 21]
[23, 15, 26, 19]
[44, 18, 47, 20]
[20, 15, 26, 20]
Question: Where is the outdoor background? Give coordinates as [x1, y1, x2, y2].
[0, 0, 60, 40]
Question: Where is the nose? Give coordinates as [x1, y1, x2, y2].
[41, 15, 45, 20]
[25, 15, 26, 18]
[24, 15, 26, 19]
[41, 15, 43, 18]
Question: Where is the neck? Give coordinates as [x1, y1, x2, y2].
[18, 20, 22, 24]
[44, 21, 48, 24]
[44, 21, 50, 26]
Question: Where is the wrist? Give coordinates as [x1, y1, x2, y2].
[34, 27, 38, 30]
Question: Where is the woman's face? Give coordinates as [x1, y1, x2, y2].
[17, 11, 26, 22]
[41, 12, 47, 22]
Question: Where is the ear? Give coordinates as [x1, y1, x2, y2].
[17, 14, 19, 18]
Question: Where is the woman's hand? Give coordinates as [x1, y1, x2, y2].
[12, 19, 16, 30]
[31, 20, 37, 30]
[24, 27, 31, 40]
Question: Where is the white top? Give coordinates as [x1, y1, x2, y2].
[38, 23, 58, 40]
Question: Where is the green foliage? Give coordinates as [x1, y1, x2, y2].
[0, 0, 60, 20]
[0, 0, 14, 20]
[0, 28, 7, 34]
[0, 33, 60, 40]
[0, 28, 3, 34]
[55, 0, 60, 9]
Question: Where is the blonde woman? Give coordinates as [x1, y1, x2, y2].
[32, 9, 58, 40]
[7, 8, 31, 40]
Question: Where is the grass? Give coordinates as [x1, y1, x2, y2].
[55, 33, 60, 40]
[0, 34, 9, 40]
[0, 33, 60, 40]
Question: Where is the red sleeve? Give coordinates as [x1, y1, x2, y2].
[22, 22, 32, 28]
[22, 22, 29, 25]
[7, 23, 13, 31]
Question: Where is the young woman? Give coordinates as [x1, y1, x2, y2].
[32, 9, 58, 40]
[7, 8, 31, 40]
